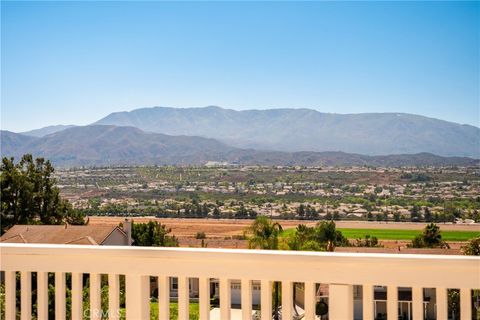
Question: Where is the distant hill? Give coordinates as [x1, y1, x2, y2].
[1, 126, 478, 167]
[1, 126, 236, 167]
[21, 125, 76, 137]
[95, 106, 480, 158]
[0, 131, 38, 156]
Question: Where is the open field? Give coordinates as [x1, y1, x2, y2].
[89, 216, 480, 242]
[281, 227, 480, 241]
[337, 228, 479, 241]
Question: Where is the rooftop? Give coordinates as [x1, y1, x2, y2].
[0, 224, 125, 245]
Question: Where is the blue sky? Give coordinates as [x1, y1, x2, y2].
[1, 1, 479, 132]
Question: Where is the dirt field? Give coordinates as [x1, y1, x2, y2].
[88, 216, 479, 250]
[89, 216, 480, 235]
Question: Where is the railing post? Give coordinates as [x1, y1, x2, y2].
[108, 274, 120, 320]
[90, 273, 102, 320]
[241, 279, 252, 320]
[329, 284, 353, 320]
[412, 287, 423, 320]
[220, 278, 231, 320]
[436, 287, 448, 320]
[304, 282, 317, 320]
[5, 271, 16, 320]
[261, 280, 272, 320]
[21, 271, 32, 320]
[460, 288, 472, 320]
[125, 274, 149, 320]
[387, 285, 398, 320]
[55, 272, 66, 320]
[282, 281, 294, 320]
[37, 272, 48, 320]
[200, 277, 211, 320]
[72, 272, 83, 320]
[363, 284, 374, 320]
[158, 276, 170, 320]
[178, 276, 190, 320]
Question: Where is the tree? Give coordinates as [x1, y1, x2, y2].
[235, 203, 248, 219]
[297, 204, 305, 218]
[212, 207, 221, 219]
[315, 221, 347, 251]
[424, 207, 432, 222]
[462, 237, 480, 256]
[66, 210, 89, 225]
[287, 221, 347, 252]
[195, 231, 206, 239]
[130, 221, 178, 247]
[448, 289, 460, 320]
[332, 212, 340, 221]
[246, 216, 283, 250]
[246, 216, 283, 319]
[461, 238, 480, 317]
[287, 224, 320, 251]
[472, 209, 479, 223]
[1, 155, 85, 234]
[410, 204, 420, 222]
[201, 203, 209, 217]
[248, 209, 258, 219]
[367, 212, 374, 221]
[393, 211, 401, 222]
[374, 186, 383, 194]
[409, 223, 449, 249]
[305, 205, 318, 220]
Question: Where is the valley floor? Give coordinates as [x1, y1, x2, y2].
[88, 216, 479, 252]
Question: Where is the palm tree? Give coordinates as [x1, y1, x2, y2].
[423, 223, 449, 248]
[247, 216, 283, 250]
[410, 223, 449, 248]
[246, 216, 283, 319]
[424, 223, 441, 245]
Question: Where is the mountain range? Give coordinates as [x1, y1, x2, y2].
[1, 125, 478, 167]
[2, 106, 478, 167]
[94, 106, 479, 158]
[21, 124, 76, 137]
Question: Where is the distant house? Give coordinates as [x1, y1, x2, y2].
[0, 221, 132, 246]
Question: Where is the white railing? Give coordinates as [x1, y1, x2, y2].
[1, 243, 479, 320]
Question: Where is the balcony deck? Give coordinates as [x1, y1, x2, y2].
[1, 243, 479, 320]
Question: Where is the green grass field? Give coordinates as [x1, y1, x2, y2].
[281, 227, 480, 241]
[151, 302, 200, 320]
[120, 302, 200, 320]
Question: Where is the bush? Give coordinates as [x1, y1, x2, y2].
[195, 232, 206, 239]
[462, 237, 480, 255]
[354, 235, 380, 247]
[232, 234, 247, 240]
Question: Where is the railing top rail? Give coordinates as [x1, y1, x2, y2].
[1, 243, 479, 288]
[1, 243, 479, 261]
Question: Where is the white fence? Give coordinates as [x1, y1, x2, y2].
[1, 243, 479, 320]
